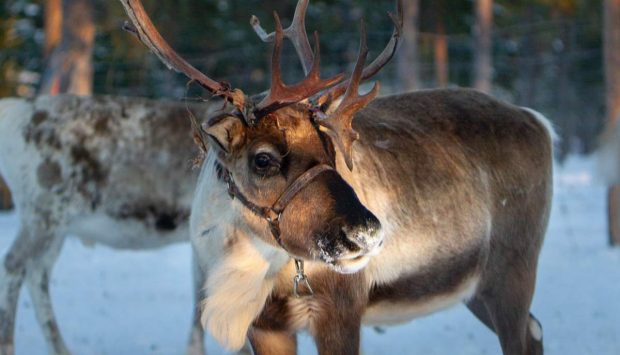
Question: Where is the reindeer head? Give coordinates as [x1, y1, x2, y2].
[121, 0, 402, 273]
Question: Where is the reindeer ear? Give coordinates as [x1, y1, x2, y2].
[204, 115, 245, 155]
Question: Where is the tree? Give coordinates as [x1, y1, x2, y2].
[397, 0, 420, 91]
[473, 0, 493, 93]
[44, 0, 62, 58]
[433, 0, 449, 87]
[39, 0, 95, 96]
[604, 0, 620, 246]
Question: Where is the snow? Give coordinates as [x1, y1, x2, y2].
[1, 155, 619, 355]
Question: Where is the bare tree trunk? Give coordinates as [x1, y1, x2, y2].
[434, 19, 449, 87]
[604, 0, 620, 246]
[39, 0, 95, 96]
[44, 0, 62, 58]
[396, 0, 419, 91]
[473, 0, 493, 93]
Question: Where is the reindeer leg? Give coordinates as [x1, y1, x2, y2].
[465, 296, 495, 332]
[249, 329, 296, 355]
[0, 268, 23, 355]
[467, 295, 544, 355]
[0, 228, 28, 355]
[473, 266, 543, 355]
[24, 234, 70, 355]
[313, 310, 361, 355]
[186, 251, 205, 355]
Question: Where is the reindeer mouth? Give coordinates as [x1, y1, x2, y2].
[329, 254, 372, 274]
[316, 233, 384, 274]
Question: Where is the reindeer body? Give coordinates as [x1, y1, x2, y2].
[118, 1, 552, 353]
[0, 95, 211, 354]
[191, 89, 553, 354]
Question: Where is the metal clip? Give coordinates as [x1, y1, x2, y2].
[293, 259, 313, 298]
[265, 209, 281, 224]
[226, 172, 234, 199]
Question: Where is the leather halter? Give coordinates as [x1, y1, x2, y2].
[221, 163, 334, 297]
[222, 163, 333, 248]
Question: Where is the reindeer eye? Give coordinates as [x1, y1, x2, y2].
[255, 153, 271, 169]
[252, 152, 280, 176]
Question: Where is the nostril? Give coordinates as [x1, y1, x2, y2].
[339, 229, 362, 252]
[365, 214, 382, 233]
[342, 225, 383, 251]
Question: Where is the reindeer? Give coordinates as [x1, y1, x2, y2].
[0, 95, 216, 355]
[132, 0, 554, 353]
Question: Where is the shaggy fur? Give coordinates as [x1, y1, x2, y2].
[0, 95, 215, 355]
[190, 88, 554, 355]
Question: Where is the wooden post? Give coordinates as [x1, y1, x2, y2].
[608, 186, 620, 246]
[0, 176, 13, 211]
[604, 0, 620, 246]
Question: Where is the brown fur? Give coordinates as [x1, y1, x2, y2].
[206, 105, 382, 264]
[232, 88, 552, 355]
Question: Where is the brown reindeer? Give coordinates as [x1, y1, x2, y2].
[121, 0, 553, 354]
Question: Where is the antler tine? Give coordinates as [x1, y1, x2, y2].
[319, 0, 403, 105]
[251, 0, 314, 75]
[317, 21, 381, 171]
[256, 12, 345, 116]
[120, 0, 246, 109]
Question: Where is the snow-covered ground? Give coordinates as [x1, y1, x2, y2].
[1, 155, 619, 355]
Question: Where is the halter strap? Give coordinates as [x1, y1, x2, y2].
[220, 163, 333, 297]
[222, 163, 333, 231]
[272, 164, 333, 213]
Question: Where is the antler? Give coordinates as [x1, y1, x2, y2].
[251, 0, 314, 75]
[255, 13, 345, 115]
[120, 0, 247, 110]
[318, 0, 403, 105]
[316, 21, 380, 171]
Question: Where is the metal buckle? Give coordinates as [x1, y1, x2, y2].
[293, 259, 313, 298]
[265, 209, 281, 224]
[226, 172, 234, 199]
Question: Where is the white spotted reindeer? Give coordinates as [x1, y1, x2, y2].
[122, 0, 554, 354]
[0, 95, 216, 354]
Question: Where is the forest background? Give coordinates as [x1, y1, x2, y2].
[0, 0, 614, 162]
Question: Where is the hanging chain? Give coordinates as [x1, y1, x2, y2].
[293, 258, 313, 297]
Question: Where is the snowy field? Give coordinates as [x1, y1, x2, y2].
[1, 155, 619, 355]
